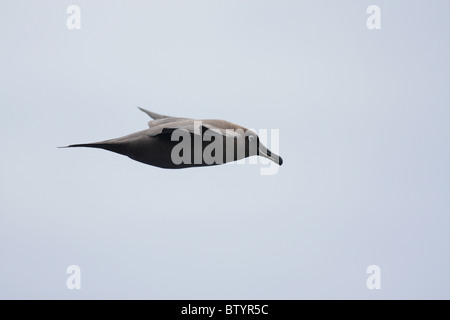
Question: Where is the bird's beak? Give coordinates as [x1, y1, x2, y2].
[258, 144, 283, 166]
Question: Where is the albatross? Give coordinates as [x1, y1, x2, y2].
[61, 107, 283, 169]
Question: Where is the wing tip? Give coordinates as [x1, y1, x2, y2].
[136, 106, 171, 120]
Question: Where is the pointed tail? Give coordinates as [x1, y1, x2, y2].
[58, 141, 128, 155]
[58, 142, 111, 149]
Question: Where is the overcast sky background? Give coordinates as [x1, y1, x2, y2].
[0, 0, 449, 299]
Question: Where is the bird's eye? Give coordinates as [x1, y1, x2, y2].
[249, 135, 255, 141]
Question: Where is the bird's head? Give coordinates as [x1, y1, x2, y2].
[243, 129, 283, 166]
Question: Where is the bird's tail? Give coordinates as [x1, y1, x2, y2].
[58, 142, 110, 149]
[58, 141, 127, 155]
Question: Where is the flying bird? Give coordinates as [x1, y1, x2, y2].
[61, 107, 283, 169]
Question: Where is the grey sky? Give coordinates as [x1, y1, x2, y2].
[0, 0, 449, 299]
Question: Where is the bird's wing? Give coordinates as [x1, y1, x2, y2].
[137, 107, 193, 128]
[145, 119, 245, 139]
[145, 120, 209, 137]
[137, 107, 174, 120]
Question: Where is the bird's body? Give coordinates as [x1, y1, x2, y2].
[62, 108, 283, 169]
